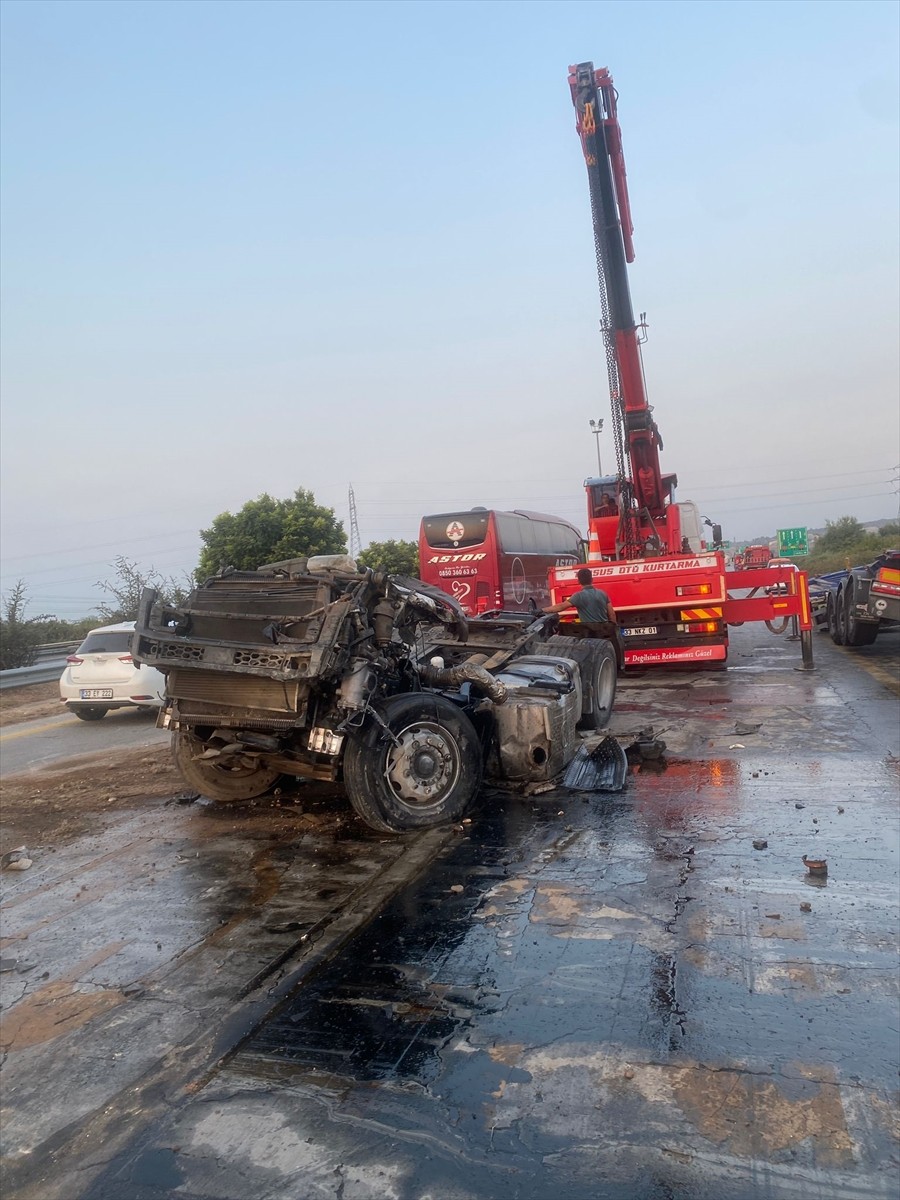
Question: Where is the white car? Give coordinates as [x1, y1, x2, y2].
[59, 621, 166, 721]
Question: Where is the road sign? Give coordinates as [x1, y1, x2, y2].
[777, 527, 808, 556]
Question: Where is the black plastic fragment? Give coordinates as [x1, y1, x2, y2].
[563, 736, 628, 792]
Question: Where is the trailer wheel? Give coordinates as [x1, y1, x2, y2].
[827, 593, 845, 645]
[842, 580, 879, 647]
[172, 731, 282, 802]
[343, 693, 482, 833]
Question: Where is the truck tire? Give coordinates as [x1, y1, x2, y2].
[172, 730, 282, 803]
[343, 693, 482, 833]
[843, 579, 879, 647]
[827, 593, 845, 645]
[529, 635, 618, 730]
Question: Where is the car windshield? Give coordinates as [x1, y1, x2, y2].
[76, 631, 133, 655]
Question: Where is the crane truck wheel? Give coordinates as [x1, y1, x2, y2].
[343, 693, 482, 833]
[172, 730, 283, 803]
[827, 593, 845, 646]
[842, 579, 879, 647]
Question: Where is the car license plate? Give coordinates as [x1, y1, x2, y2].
[623, 626, 657, 637]
[80, 689, 114, 699]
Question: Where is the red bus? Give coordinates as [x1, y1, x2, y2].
[418, 508, 583, 615]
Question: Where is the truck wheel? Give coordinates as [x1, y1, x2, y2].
[343, 693, 482, 833]
[172, 731, 282, 803]
[72, 706, 108, 721]
[843, 580, 879, 647]
[577, 640, 617, 730]
[827, 593, 845, 645]
[529, 635, 618, 730]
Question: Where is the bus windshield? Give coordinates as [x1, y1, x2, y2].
[419, 509, 582, 614]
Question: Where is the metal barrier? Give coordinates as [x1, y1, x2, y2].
[0, 642, 78, 691]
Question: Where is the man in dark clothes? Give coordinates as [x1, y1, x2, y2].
[543, 567, 624, 670]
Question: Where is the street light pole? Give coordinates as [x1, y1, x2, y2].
[589, 418, 604, 477]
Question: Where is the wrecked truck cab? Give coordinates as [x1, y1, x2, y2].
[133, 563, 618, 833]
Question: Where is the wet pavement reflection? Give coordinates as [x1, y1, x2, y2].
[4, 627, 899, 1200]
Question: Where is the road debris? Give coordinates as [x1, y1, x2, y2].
[802, 855, 828, 876]
[735, 721, 762, 735]
[563, 737, 628, 792]
[625, 728, 666, 761]
[752, 839, 768, 850]
[1, 847, 32, 871]
[800, 902, 812, 913]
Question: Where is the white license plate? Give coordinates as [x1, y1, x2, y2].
[623, 626, 657, 637]
[80, 688, 114, 699]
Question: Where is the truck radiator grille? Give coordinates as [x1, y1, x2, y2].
[168, 670, 302, 714]
[177, 713, 300, 731]
[147, 641, 204, 663]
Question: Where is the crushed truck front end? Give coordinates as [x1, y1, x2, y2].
[133, 564, 621, 831]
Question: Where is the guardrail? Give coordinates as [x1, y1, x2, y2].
[0, 642, 78, 691]
[0, 661, 68, 690]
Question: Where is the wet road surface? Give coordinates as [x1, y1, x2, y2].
[0, 708, 168, 775]
[2, 625, 898, 1200]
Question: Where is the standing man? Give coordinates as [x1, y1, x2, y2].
[543, 567, 624, 670]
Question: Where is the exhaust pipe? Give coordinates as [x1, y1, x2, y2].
[419, 662, 508, 705]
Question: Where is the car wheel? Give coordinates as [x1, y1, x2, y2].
[343, 693, 482, 833]
[172, 731, 282, 802]
[843, 580, 879, 647]
[827, 593, 844, 645]
[72, 706, 108, 721]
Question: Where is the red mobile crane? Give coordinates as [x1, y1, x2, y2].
[548, 63, 814, 667]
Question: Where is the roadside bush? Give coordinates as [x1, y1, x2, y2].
[0, 581, 52, 670]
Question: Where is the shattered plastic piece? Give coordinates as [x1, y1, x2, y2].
[802, 855, 828, 875]
[800, 902, 812, 913]
[0, 956, 19, 973]
[764, 913, 781, 920]
[734, 721, 762, 735]
[795, 802, 806, 809]
[728, 743, 745, 749]
[563, 737, 628, 793]
[1, 846, 29, 870]
[752, 839, 768, 850]
[3, 854, 33, 871]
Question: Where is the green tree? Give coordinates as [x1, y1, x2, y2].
[197, 489, 346, 578]
[813, 516, 865, 554]
[96, 556, 194, 623]
[357, 539, 420, 576]
[0, 580, 52, 670]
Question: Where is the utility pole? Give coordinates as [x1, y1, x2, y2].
[589, 418, 604, 477]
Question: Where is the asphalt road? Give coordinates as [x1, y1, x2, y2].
[0, 708, 169, 775]
[2, 623, 899, 1200]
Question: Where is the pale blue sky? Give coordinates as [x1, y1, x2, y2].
[2, 0, 898, 617]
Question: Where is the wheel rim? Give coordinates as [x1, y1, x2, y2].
[596, 655, 616, 713]
[384, 720, 462, 807]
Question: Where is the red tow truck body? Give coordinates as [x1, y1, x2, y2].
[548, 63, 813, 668]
